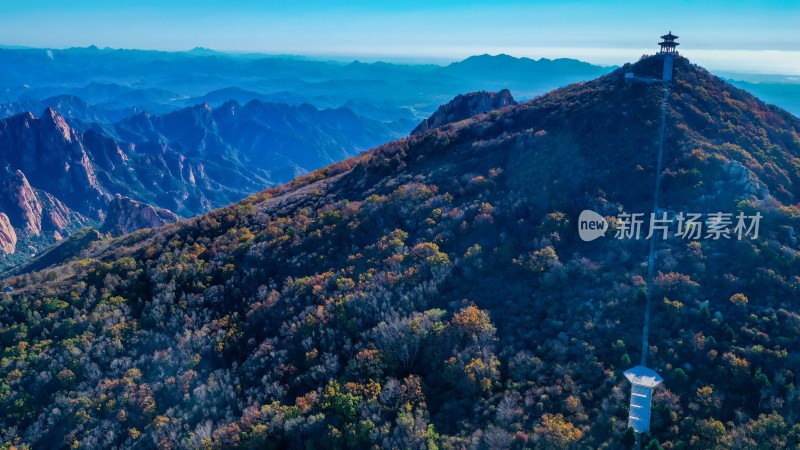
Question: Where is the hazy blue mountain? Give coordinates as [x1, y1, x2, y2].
[0, 47, 617, 124]
[0, 95, 137, 124]
[3, 46, 799, 124]
[183, 87, 275, 107]
[439, 53, 612, 95]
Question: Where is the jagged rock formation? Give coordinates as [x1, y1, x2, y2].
[101, 195, 179, 236]
[0, 168, 74, 249]
[0, 101, 406, 260]
[38, 191, 72, 232]
[0, 111, 100, 255]
[411, 89, 518, 135]
[0, 109, 108, 215]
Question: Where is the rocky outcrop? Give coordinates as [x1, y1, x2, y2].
[0, 109, 108, 220]
[0, 213, 17, 254]
[0, 169, 74, 237]
[0, 170, 43, 236]
[38, 191, 73, 231]
[101, 195, 179, 236]
[412, 89, 518, 135]
[721, 160, 770, 199]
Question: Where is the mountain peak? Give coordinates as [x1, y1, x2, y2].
[412, 89, 518, 135]
[214, 99, 242, 119]
[188, 47, 219, 56]
[16, 111, 36, 121]
[40, 107, 74, 142]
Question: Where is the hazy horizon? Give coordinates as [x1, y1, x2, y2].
[4, 43, 800, 79]
[2, 0, 799, 75]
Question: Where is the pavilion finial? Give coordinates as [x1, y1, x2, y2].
[659, 31, 679, 54]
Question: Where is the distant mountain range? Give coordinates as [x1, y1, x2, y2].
[0, 100, 408, 265]
[2, 48, 799, 123]
[0, 47, 617, 125]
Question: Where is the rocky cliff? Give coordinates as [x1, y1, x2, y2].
[0, 169, 43, 236]
[100, 195, 179, 236]
[0, 213, 17, 254]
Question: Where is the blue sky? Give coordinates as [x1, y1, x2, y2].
[2, 0, 799, 73]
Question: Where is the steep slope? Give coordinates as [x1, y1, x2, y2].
[1, 55, 799, 449]
[0, 213, 16, 254]
[725, 78, 800, 118]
